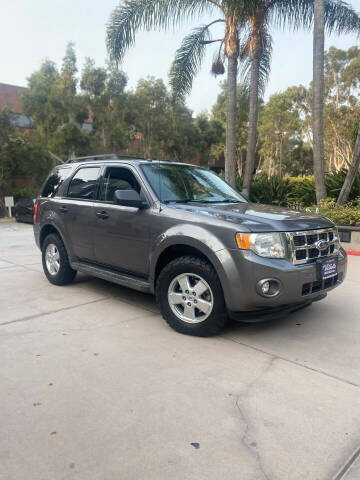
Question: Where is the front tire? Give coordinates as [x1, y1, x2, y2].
[156, 256, 227, 337]
[42, 233, 76, 286]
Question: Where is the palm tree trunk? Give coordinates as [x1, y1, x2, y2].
[243, 53, 260, 197]
[337, 122, 360, 205]
[313, 0, 327, 203]
[225, 55, 237, 187]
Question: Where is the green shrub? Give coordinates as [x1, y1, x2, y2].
[236, 173, 293, 205]
[286, 176, 316, 206]
[308, 199, 360, 226]
[236, 171, 360, 208]
[250, 174, 293, 206]
[325, 169, 360, 201]
[13, 186, 39, 201]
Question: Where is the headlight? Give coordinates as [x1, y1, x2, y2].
[236, 232, 286, 258]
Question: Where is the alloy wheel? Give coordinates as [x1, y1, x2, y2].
[167, 273, 214, 324]
[45, 243, 60, 276]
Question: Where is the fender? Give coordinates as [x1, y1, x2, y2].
[149, 223, 232, 294]
[39, 220, 73, 260]
[37, 197, 76, 259]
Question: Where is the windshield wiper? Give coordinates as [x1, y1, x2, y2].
[190, 199, 241, 204]
[164, 199, 242, 205]
[163, 199, 193, 204]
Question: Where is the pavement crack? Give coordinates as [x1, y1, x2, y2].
[0, 297, 110, 327]
[333, 445, 360, 480]
[234, 358, 275, 480]
[223, 335, 360, 389]
[0, 258, 42, 273]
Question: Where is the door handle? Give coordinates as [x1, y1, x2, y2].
[59, 206, 68, 213]
[96, 211, 109, 220]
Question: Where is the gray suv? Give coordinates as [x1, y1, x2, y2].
[33, 155, 347, 336]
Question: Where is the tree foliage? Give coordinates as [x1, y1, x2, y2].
[0, 108, 52, 210]
[1, 43, 360, 212]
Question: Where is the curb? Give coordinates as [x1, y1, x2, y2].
[346, 250, 360, 256]
[0, 218, 15, 223]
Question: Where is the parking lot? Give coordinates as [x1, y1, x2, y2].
[1, 221, 360, 480]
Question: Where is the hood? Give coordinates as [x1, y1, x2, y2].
[168, 201, 334, 232]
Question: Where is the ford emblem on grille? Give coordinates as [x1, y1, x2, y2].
[314, 239, 329, 251]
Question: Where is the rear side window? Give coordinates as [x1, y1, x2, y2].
[42, 168, 71, 198]
[67, 167, 100, 200]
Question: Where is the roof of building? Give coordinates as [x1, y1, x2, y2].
[0, 82, 28, 114]
[0, 82, 93, 124]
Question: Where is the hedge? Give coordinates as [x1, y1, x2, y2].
[236, 169, 360, 207]
[233, 169, 360, 226]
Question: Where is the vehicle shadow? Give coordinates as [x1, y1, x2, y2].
[74, 272, 159, 314]
[223, 301, 315, 337]
[73, 272, 314, 336]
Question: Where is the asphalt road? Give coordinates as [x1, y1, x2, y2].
[1, 222, 360, 480]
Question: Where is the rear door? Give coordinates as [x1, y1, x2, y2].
[61, 166, 101, 261]
[93, 165, 151, 276]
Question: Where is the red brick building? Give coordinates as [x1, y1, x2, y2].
[0, 82, 93, 132]
[0, 82, 33, 130]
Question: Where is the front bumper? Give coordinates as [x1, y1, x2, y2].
[228, 294, 327, 322]
[217, 246, 347, 313]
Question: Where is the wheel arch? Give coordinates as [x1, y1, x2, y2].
[150, 235, 228, 295]
[154, 244, 217, 282]
[39, 224, 69, 254]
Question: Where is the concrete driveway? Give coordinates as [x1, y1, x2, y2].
[1, 222, 359, 480]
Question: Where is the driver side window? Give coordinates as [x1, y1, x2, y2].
[100, 167, 141, 202]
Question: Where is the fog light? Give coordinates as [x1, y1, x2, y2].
[261, 281, 270, 295]
[257, 278, 281, 298]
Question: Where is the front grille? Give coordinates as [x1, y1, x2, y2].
[302, 272, 343, 296]
[286, 228, 340, 265]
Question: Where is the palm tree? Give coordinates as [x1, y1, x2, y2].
[313, 0, 327, 203]
[241, 5, 272, 197]
[241, 0, 360, 198]
[337, 122, 360, 205]
[312, 0, 360, 203]
[107, 0, 247, 187]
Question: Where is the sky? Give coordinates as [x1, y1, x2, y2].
[0, 0, 359, 115]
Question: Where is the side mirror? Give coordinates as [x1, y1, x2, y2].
[114, 189, 146, 209]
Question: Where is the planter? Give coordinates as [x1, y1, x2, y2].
[338, 226, 360, 253]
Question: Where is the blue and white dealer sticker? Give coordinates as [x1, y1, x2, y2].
[321, 258, 338, 279]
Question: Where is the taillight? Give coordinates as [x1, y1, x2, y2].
[33, 201, 40, 223]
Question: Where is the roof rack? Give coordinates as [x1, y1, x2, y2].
[65, 154, 148, 164]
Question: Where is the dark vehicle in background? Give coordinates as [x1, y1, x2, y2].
[15, 198, 35, 223]
[33, 155, 347, 337]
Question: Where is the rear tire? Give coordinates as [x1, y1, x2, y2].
[42, 233, 76, 286]
[156, 256, 228, 337]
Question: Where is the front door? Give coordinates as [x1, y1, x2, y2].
[93, 165, 151, 276]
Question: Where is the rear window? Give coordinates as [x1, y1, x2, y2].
[42, 168, 72, 198]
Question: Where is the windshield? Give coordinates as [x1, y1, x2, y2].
[141, 164, 247, 204]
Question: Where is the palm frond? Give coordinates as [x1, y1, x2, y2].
[271, 0, 360, 34]
[211, 40, 225, 76]
[257, 33, 273, 96]
[271, 0, 314, 31]
[324, 0, 360, 35]
[169, 25, 213, 102]
[107, 0, 215, 63]
[240, 26, 273, 97]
